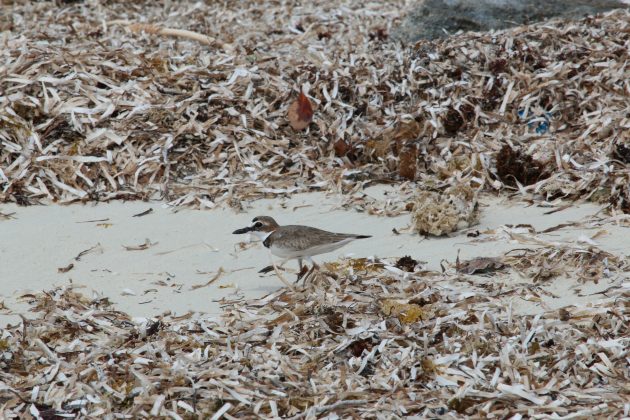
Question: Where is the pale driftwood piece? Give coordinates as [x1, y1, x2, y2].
[108, 20, 234, 52]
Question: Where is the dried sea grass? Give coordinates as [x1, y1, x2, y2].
[1, 262, 627, 418]
[0, 2, 628, 211]
[504, 245, 625, 283]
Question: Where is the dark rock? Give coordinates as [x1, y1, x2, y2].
[394, 0, 627, 42]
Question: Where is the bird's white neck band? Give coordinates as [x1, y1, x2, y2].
[251, 230, 273, 241]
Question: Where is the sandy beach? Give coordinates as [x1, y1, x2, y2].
[1, 0, 629, 417]
[2, 188, 627, 326]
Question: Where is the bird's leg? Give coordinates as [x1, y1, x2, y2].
[296, 258, 309, 282]
[260, 249, 295, 290]
[298, 257, 319, 283]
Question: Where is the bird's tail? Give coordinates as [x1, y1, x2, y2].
[354, 235, 371, 239]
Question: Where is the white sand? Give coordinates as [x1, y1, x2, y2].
[1, 187, 627, 326]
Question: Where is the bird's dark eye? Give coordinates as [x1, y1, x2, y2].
[254, 222, 263, 228]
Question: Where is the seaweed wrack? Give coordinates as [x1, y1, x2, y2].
[1, 265, 627, 418]
[0, 2, 628, 212]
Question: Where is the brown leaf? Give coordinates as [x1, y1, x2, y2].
[391, 120, 422, 156]
[287, 91, 313, 130]
[333, 139, 351, 157]
[456, 257, 504, 275]
[348, 338, 372, 357]
[398, 142, 417, 180]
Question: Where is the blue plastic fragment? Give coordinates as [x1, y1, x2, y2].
[518, 109, 551, 134]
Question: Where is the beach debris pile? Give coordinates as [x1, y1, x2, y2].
[1, 257, 627, 418]
[411, 183, 479, 236]
[0, 2, 628, 212]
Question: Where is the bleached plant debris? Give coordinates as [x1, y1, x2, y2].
[0, 3, 627, 213]
[412, 183, 479, 236]
[0, 261, 627, 418]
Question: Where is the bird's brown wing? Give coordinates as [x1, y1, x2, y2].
[271, 226, 364, 251]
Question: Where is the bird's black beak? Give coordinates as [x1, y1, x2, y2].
[233, 226, 252, 234]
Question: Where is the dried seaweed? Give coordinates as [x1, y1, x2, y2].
[1, 265, 627, 418]
[613, 142, 630, 164]
[395, 255, 418, 272]
[495, 144, 550, 187]
[0, 3, 627, 210]
[505, 244, 624, 283]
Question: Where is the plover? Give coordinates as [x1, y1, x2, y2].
[233, 216, 371, 275]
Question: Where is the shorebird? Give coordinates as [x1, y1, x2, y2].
[233, 216, 371, 276]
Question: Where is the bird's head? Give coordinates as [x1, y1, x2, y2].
[232, 216, 279, 239]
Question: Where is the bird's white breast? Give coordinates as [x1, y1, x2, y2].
[269, 237, 355, 259]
